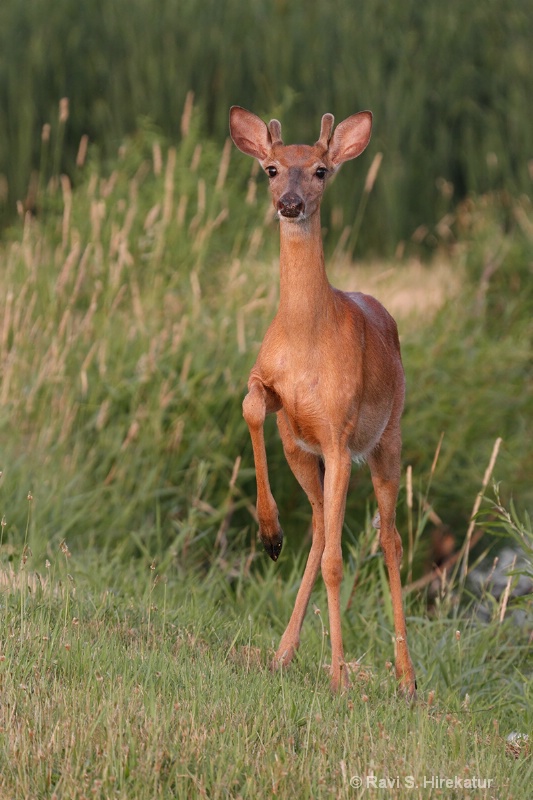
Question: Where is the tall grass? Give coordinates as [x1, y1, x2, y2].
[0, 113, 271, 560]
[1, 0, 532, 251]
[1, 110, 532, 568]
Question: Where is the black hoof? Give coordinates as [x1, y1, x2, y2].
[262, 530, 283, 561]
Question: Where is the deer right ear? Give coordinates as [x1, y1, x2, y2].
[229, 106, 272, 161]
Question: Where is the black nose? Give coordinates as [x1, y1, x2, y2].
[277, 193, 304, 218]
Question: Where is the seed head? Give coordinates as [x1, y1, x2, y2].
[60, 540, 71, 558]
[59, 98, 69, 124]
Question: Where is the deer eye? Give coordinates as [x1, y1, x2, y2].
[315, 167, 327, 179]
[266, 166, 278, 178]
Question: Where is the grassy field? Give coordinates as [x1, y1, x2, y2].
[0, 110, 532, 796]
[0, 518, 531, 798]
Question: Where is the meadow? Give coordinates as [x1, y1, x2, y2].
[0, 96, 531, 796]
[1, 4, 533, 794]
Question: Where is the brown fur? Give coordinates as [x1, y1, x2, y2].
[229, 106, 416, 696]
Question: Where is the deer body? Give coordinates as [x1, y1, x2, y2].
[230, 106, 416, 696]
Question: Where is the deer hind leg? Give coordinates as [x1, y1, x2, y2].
[368, 436, 416, 699]
[243, 380, 283, 560]
[271, 412, 325, 670]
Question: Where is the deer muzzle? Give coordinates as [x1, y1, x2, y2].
[277, 193, 305, 219]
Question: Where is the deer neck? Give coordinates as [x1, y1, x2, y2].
[277, 211, 334, 337]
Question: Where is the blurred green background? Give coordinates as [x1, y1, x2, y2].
[1, 0, 531, 252]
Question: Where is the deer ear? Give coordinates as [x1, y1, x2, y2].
[229, 106, 273, 161]
[327, 111, 372, 169]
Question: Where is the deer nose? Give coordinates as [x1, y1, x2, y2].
[277, 193, 305, 218]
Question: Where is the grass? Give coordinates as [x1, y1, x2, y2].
[0, 521, 531, 798]
[1, 115, 531, 560]
[1, 0, 532, 251]
[0, 102, 532, 797]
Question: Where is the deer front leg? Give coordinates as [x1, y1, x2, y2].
[322, 448, 352, 692]
[243, 379, 283, 560]
[272, 412, 325, 670]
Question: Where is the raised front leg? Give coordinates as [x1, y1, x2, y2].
[321, 447, 352, 692]
[242, 379, 283, 560]
[272, 412, 325, 669]
[368, 442, 416, 699]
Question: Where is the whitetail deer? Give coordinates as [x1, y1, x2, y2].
[229, 106, 416, 696]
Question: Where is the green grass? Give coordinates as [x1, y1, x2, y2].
[0, 528, 531, 798]
[0, 103, 532, 798]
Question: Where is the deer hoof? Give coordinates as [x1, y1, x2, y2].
[329, 670, 350, 694]
[270, 643, 296, 671]
[398, 677, 417, 704]
[262, 529, 283, 561]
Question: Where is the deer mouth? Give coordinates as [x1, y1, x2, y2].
[277, 193, 305, 219]
[277, 207, 308, 224]
[279, 207, 303, 219]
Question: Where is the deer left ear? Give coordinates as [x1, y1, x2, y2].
[327, 111, 372, 169]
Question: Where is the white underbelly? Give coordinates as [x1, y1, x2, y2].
[293, 436, 371, 465]
[294, 436, 322, 456]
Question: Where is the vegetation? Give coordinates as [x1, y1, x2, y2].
[1, 109, 532, 557]
[0, 504, 531, 797]
[1, 0, 532, 251]
[0, 3, 532, 794]
[0, 101, 531, 797]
